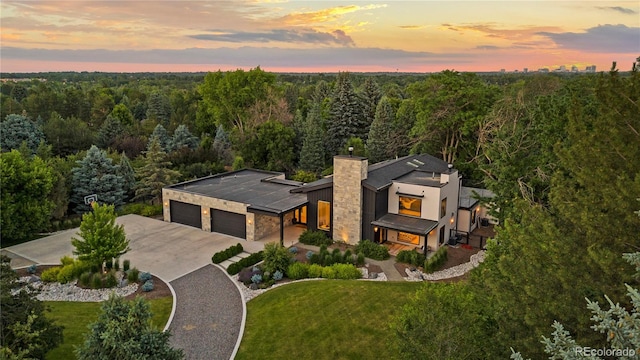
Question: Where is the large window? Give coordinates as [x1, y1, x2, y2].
[397, 232, 420, 245]
[399, 196, 421, 217]
[440, 198, 447, 218]
[318, 201, 331, 231]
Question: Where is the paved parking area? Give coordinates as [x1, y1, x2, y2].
[5, 214, 253, 282]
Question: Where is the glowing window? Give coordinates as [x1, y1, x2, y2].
[440, 198, 447, 218]
[399, 196, 421, 217]
[318, 201, 331, 231]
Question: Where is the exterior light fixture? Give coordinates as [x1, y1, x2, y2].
[248, 219, 253, 225]
[203, 209, 208, 215]
[374, 227, 379, 232]
[348, 146, 354, 157]
[164, 201, 168, 206]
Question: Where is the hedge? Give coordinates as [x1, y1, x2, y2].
[212, 243, 244, 264]
[298, 230, 333, 246]
[423, 246, 448, 273]
[354, 240, 390, 260]
[286, 262, 361, 280]
[396, 249, 426, 267]
[227, 251, 264, 275]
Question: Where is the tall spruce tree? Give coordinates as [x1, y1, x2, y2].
[71, 145, 125, 213]
[360, 77, 382, 140]
[326, 72, 364, 156]
[134, 138, 181, 204]
[169, 124, 199, 151]
[96, 115, 124, 149]
[299, 103, 325, 174]
[0, 114, 45, 154]
[117, 152, 136, 201]
[146, 92, 172, 126]
[367, 96, 395, 163]
[148, 124, 171, 152]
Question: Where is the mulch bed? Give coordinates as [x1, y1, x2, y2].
[393, 245, 480, 278]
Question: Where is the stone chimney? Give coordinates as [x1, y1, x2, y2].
[332, 155, 367, 244]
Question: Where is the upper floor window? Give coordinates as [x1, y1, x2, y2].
[440, 198, 447, 218]
[399, 196, 421, 217]
[318, 201, 331, 231]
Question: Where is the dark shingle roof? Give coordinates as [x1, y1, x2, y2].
[364, 154, 451, 190]
[166, 169, 307, 214]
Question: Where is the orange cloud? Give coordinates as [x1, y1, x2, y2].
[279, 4, 387, 26]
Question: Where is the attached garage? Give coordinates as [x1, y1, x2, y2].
[211, 209, 246, 239]
[169, 200, 202, 228]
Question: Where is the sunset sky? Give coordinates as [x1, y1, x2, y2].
[1, 1, 639, 73]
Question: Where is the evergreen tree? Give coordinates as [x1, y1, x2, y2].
[75, 295, 183, 360]
[360, 77, 382, 139]
[0, 114, 45, 154]
[96, 115, 124, 149]
[148, 124, 171, 152]
[326, 72, 364, 156]
[0, 150, 55, 243]
[313, 80, 331, 103]
[146, 92, 172, 126]
[169, 124, 199, 151]
[71, 203, 130, 272]
[43, 113, 94, 156]
[212, 125, 232, 164]
[367, 96, 395, 163]
[0, 255, 63, 359]
[71, 145, 125, 213]
[134, 138, 181, 204]
[299, 104, 325, 174]
[117, 152, 136, 201]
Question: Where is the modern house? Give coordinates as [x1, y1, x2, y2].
[162, 154, 494, 253]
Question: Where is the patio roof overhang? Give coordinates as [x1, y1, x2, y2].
[371, 213, 438, 236]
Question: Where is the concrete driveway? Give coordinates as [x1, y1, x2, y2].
[5, 214, 256, 282]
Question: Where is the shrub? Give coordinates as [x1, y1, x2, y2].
[27, 264, 37, 274]
[41, 267, 61, 282]
[288, 246, 298, 254]
[396, 249, 427, 267]
[50, 220, 60, 232]
[262, 243, 292, 275]
[60, 255, 75, 266]
[331, 248, 342, 262]
[78, 272, 92, 287]
[251, 274, 263, 284]
[127, 268, 140, 283]
[343, 250, 353, 264]
[238, 267, 262, 284]
[309, 253, 320, 265]
[123, 259, 130, 272]
[57, 264, 76, 284]
[142, 280, 154, 292]
[306, 251, 314, 260]
[91, 274, 103, 289]
[308, 264, 323, 278]
[120, 203, 163, 217]
[332, 263, 362, 279]
[105, 259, 113, 271]
[273, 270, 283, 281]
[138, 271, 152, 282]
[424, 246, 448, 274]
[355, 240, 390, 260]
[298, 230, 333, 246]
[321, 266, 336, 279]
[227, 251, 264, 275]
[356, 252, 365, 266]
[212, 243, 244, 264]
[113, 258, 120, 271]
[287, 262, 309, 280]
[104, 271, 118, 288]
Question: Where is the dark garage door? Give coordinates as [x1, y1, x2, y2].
[170, 201, 202, 228]
[211, 209, 246, 239]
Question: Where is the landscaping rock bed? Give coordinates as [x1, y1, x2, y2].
[17, 277, 138, 302]
[405, 251, 485, 281]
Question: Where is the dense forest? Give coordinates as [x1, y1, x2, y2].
[1, 60, 639, 358]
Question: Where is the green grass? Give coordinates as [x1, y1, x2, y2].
[44, 297, 173, 359]
[236, 280, 422, 360]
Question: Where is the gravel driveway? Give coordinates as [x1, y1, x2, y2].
[169, 265, 243, 360]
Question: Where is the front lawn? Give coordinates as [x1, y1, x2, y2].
[236, 280, 422, 360]
[44, 296, 173, 359]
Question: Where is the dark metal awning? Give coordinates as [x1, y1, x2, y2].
[371, 213, 438, 236]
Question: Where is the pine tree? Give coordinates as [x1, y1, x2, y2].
[360, 77, 382, 139]
[71, 145, 125, 213]
[326, 72, 364, 156]
[117, 152, 136, 201]
[367, 96, 395, 163]
[148, 124, 170, 152]
[169, 124, 198, 152]
[145, 92, 172, 126]
[212, 125, 232, 164]
[299, 104, 325, 174]
[96, 115, 124, 149]
[0, 114, 45, 154]
[75, 295, 183, 360]
[71, 203, 130, 272]
[134, 138, 181, 204]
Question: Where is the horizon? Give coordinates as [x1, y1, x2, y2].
[1, 1, 638, 73]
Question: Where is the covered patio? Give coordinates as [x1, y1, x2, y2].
[371, 213, 438, 255]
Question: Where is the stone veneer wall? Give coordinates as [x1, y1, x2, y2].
[254, 212, 295, 241]
[162, 188, 257, 241]
[332, 156, 367, 244]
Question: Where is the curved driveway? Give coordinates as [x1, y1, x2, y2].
[169, 265, 243, 360]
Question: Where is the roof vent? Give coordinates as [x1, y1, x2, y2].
[413, 159, 425, 165]
[406, 162, 419, 168]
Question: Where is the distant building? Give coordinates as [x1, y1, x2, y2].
[538, 68, 550, 73]
[571, 65, 578, 72]
[523, 68, 528, 73]
[500, 69, 506, 73]
[585, 65, 597, 72]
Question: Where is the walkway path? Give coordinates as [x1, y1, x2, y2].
[169, 265, 243, 360]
